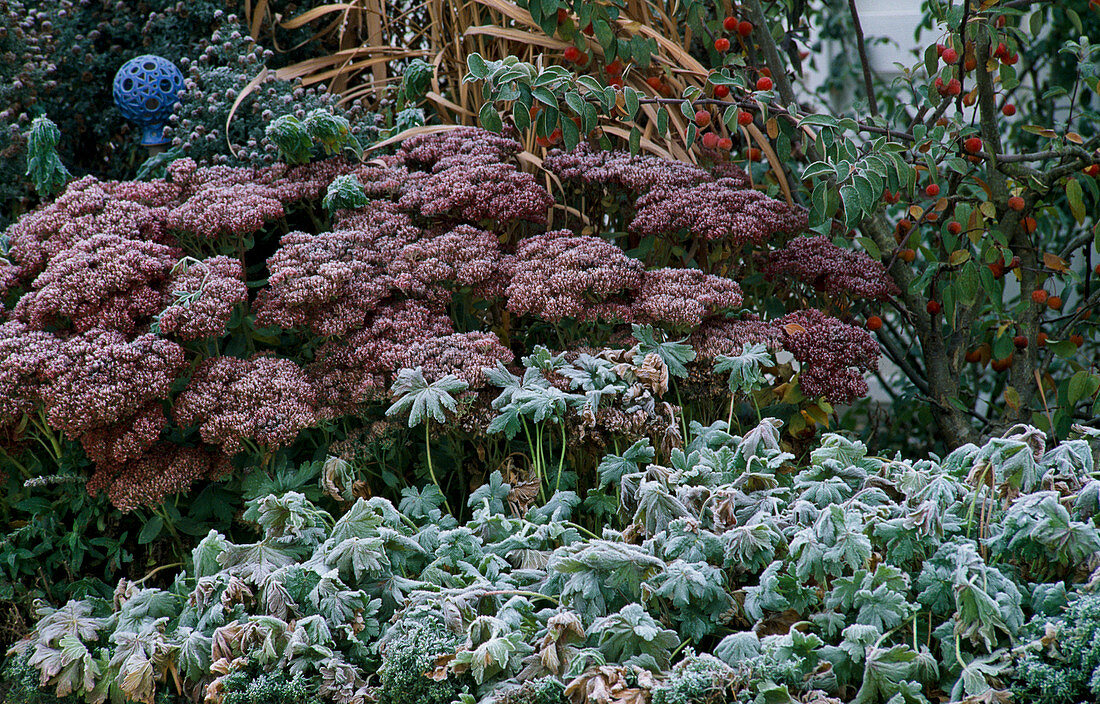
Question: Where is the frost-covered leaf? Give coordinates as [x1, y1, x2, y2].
[714, 342, 773, 394]
[590, 604, 679, 669]
[387, 367, 468, 427]
[469, 470, 511, 515]
[192, 530, 229, 580]
[598, 439, 655, 488]
[174, 627, 212, 683]
[400, 484, 446, 521]
[244, 491, 330, 547]
[217, 541, 299, 587]
[325, 536, 390, 583]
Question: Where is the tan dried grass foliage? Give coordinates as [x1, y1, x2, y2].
[245, 1, 790, 199]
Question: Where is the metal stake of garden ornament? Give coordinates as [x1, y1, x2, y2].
[112, 55, 184, 156]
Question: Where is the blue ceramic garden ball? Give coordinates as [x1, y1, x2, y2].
[112, 55, 185, 146]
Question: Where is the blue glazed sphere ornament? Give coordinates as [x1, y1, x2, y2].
[112, 55, 185, 146]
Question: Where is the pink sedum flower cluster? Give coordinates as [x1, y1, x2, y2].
[156, 256, 249, 340]
[0, 126, 889, 507]
[545, 142, 715, 193]
[763, 235, 899, 300]
[20, 234, 180, 333]
[632, 179, 808, 245]
[690, 310, 880, 405]
[307, 301, 456, 418]
[634, 268, 743, 328]
[174, 354, 318, 455]
[507, 230, 643, 321]
[399, 127, 522, 168]
[255, 202, 420, 336]
[779, 309, 881, 405]
[0, 321, 59, 426]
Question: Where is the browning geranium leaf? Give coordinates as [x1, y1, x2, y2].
[631, 324, 695, 379]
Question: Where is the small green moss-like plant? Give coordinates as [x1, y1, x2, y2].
[1009, 594, 1100, 704]
[0, 653, 78, 704]
[376, 612, 467, 704]
[222, 670, 319, 704]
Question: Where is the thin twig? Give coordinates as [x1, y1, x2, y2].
[846, 0, 879, 116]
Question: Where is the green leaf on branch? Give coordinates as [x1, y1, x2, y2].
[1067, 178, 1086, 224]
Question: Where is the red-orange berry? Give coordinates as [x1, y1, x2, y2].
[1047, 295, 1063, 310]
[702, 131, 720, 149]
[926, 300, 942, 315]
[1085, 164, 1100, 177]
[946, 78, 961, 96]
[714, 84, 730, 98]
[718, 137, 733, 151]
[606, 59, 623, 75]
[756, 76, 773, 91]
[898, 248, 916, 263]
[964, 136, 983, 153]
[746, 147, 761, 161]
[563, 46, 582, 63]
[1008, 196, 1025, 211]
[965, 348, 982, 363]
[947, 221, 962, 235]
[991, 355, 1013, 372]
[866, 316, 883, 331]
[1038, 332, 1048, 346]
[896, 218, 913, 235]
[1031, 289, 1048, 304]
[925, 183, 940, 198]
[1022, 216, 1037, 233]
[695, 110, 711, 127]
[1071, 334, 1085, 348]
[942, 47, 958, 64]
[737, 110, 753, 126]
[1013, 335, 1028, 349]
[1002, 103, 1016, 116]
[645, 76, 664, 91]
[723, 16, 738, 32]
[737, 20, 753, 36]
[715, 37, 731, 52]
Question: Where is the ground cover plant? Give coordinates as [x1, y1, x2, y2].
[7, 417, 1100, 704]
